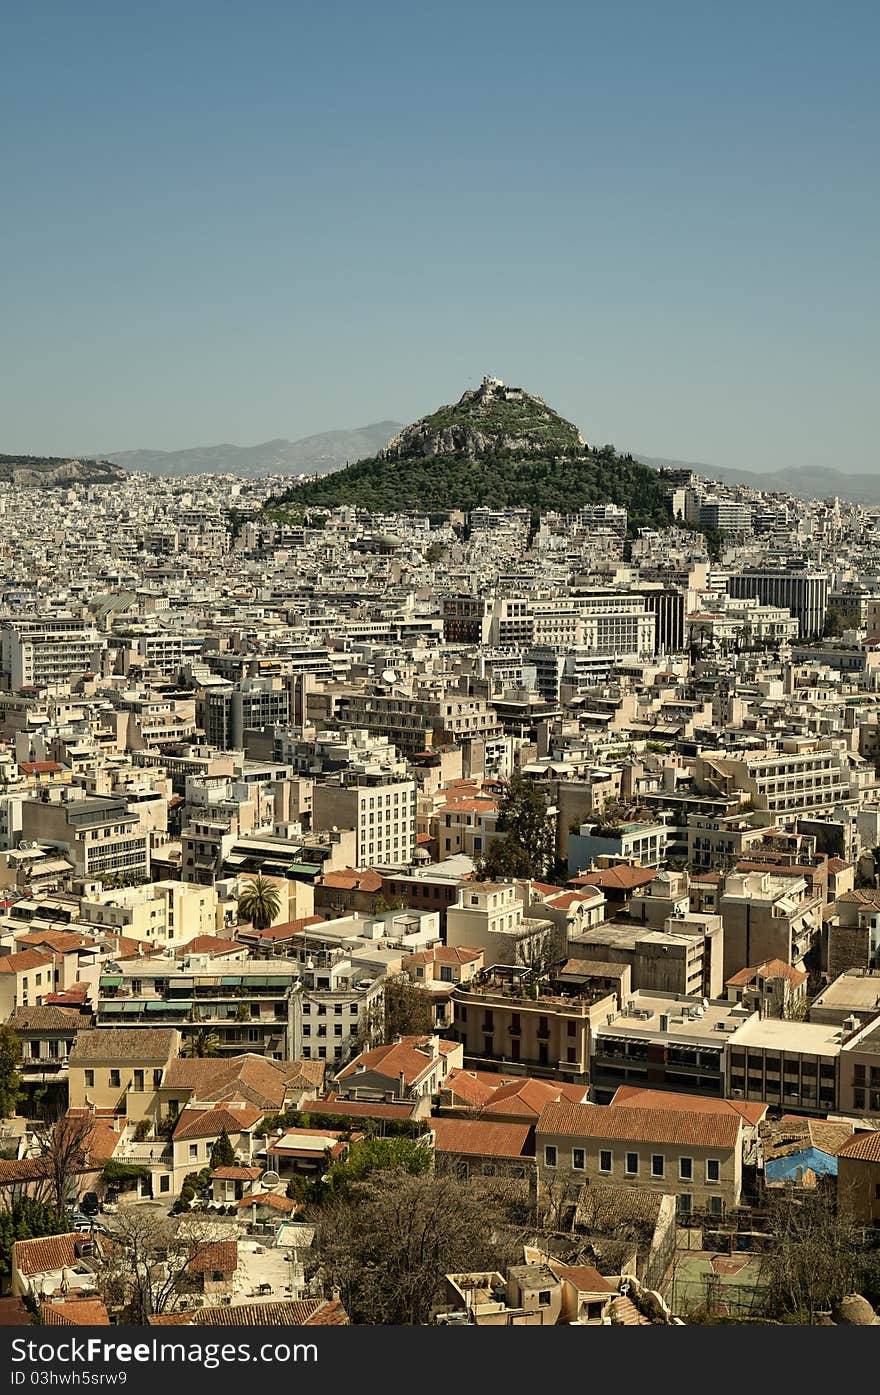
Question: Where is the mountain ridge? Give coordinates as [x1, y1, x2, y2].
[99, 421, 403, 478]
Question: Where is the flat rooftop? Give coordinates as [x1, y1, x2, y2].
[598, 993, 752, 1047]
[810, 971, 880, 1014]
[727, 1016, 844, 1055]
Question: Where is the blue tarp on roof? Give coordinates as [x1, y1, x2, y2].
[765, 1147, 838, 1182]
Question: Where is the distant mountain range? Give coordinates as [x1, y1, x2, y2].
[101, 421, 404, 478]
[636, 455, 880, 505]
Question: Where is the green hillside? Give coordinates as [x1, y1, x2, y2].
[267, 378, 672, 529]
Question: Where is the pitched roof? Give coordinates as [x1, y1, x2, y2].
[726, 958, 809, 988]
[537, 1101, 742, 1149]
[235, 1190, 299, 1213]
[13, 1233, 81, 1277]
[430, 1117, 533, 1160]
[69, 1027, 177, 1063]
[173, 1104, 263, 1141]
[319, 868, 384, 892]
[149, 1298, 348, 1326]
[6, 1005, 82, 1032]
[547, 1260, 615, 1294]
[42, 1298, 111, 1325]
[572, 866, 656, 892]
[187, 1241, 238, 1276]
[0, 948, 55, 974]
[162, 1053, 300, 1110]
[337, 1036, 443, 1085]
[837, 1130, 880, 1163]
[610, 1085, 767, 1127]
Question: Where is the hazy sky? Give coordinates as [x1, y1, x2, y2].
[2, 0, 877, 470]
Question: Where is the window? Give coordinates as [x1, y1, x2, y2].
[678, 1193, 692, 1216]
[189, 1144, 198, 1161]
[538, 1291, 552, 1307]
[160, 1176, 170, 1193]
[153, 1069, 163, 1088]
[84, 1070, 94, 1088]
[133, 1070, 144, 1092]
[572, 1148, 585, 1170]
[651, 1154, 665, 1178]
[679, 1156, 693, 1181]
[709, 1195, 723, 1216]
[599, 1150, 612, 1175]
[109, 1070, 120, 1088]
[544, 1145, 557, 1168]
[706, 1159, 720, 1183]
[625, 1152, 639, 1176]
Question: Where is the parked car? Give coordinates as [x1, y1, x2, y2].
[80, 1192, 100, 1217]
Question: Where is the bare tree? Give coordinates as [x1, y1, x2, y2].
[30, 1111, 94, 1211]
[759, 1187, 868, 1322]
[94, 1209, 227, 1323]
[309, 1168, 523, 1324]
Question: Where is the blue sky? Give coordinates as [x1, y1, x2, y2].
[2, 0, 877, 470]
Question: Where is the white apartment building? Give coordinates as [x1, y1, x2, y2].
[1, 617, 104, 690]
[311, 777, 417, 869]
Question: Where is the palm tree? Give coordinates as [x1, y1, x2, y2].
[237, 874, 281, 930]
[185, 1027, 221, 1058]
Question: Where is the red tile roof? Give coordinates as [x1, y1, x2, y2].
[187, 1241, 238, 1276]
[431, 1117, 533, 1160]
[610, 1086, 767, 1127]
[837, 1130, 880, 1163]
[537, 1101, 742, 1149]
[173, 1104, 263, 1141]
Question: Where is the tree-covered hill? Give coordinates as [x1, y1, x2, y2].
[267, 378, 672, 529]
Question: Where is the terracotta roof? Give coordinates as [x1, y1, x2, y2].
[610, 1086, 767, 1126]
[6, 1005, 82, 1032]
[572, 867, 656, 892]
[187, 1241, 238, 1276]
[547, 1260, 615, 1294]
[162, 1053, 319, 1110]
[0, 949, 55, 974]
[13, 1233, 81, 1277]
[149, 1298, 348, 1326]
[235, 1190, 298, 1213]
[337, 1036, 444, 1085]
[237, 915, 324, 941]
[431, 1117, 533, 1159]
[306, 1097, 422, 1123]
[42, 1298, 110, 1325]
[837, 1130, 880, 1163]
[173, 1104, 263, 1141]
[537, 1101, 742, 1149]
[69, 1027, 176, 1063]
[19, 762, 63, 775]
[174, 936, 242, 956]
[17, 930, 94, 953]
[481, 1077, 577, 1121]
[726, 959, 809, 988]
[211, 1165, 263, 1181]
[319, 868, 384, 893]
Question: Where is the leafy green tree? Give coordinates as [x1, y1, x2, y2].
[823, 606, 845, 638]
[184, 1027, 221, 1058]
[321, 1136, 433, 1198]
[384, 975, 434, 1039]
[0, 1024, 22, 1118]
[237, 874, 281, 930]
[0, 1201, 70, 1283]
[476, 773, 555, 881]
[210, 1129, 235, 1169]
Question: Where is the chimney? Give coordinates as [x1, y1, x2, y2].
[398, 1071, 407, 1099]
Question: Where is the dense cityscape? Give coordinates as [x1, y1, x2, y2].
[0, 380, 879, 1327]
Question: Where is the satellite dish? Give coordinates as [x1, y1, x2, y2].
[262, 1170, 280, 1188]
[382, 669, 397, 685]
